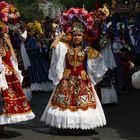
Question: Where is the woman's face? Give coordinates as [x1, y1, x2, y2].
[72, 31, 83, 45]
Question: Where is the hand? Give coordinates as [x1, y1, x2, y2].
[4, 33, 11, 47]
[51, 31, 66, 48]
[61, 31, 65, 36]
[128, 61, 135, 69]
[4, 33, 17, 59]
[58, 31, 65, 39]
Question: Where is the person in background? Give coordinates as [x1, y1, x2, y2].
[25, 21, 54, 93]
[99, 22, 118, 104]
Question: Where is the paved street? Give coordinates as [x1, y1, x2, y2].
[1, 89, 140, 140]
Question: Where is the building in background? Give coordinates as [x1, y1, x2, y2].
[37, 0, 63, 18]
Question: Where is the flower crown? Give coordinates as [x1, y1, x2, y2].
[60, 6, 109, 43]
[61, 8, 93, 33]
[0, 1, 20, 30]
[61, 6, 109, 33]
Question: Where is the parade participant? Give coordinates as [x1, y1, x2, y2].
[25, 21, 54, 92]
[41, 7, 109, 131]
[99, 22, 118, 104]
[0, 20, 35, 138]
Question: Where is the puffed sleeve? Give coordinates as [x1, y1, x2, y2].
[87, 53, 108, 85]
[0, 57, 8, 90]
[10, 56, 23, 84]
[49, 42, 67, 85]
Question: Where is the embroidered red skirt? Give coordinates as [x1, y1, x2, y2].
[51, 72, 96, 111]
[0, 61, 35, 124]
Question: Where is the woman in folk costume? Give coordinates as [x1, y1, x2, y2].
[0, 20, 35, 137]
[41, 7, 109, 130]
[25, 21, 54, 92]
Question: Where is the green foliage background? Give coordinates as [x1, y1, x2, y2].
[52, 0, 109, 11]
[5, 0, 108, 21]
[6, 0, 44, 21]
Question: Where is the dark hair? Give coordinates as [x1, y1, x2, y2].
[0, 32, 3, 38]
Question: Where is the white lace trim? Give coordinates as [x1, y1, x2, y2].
[0, 111, 35, 125]
[31, 81, 55, 92]
[41, 87, 106, 129]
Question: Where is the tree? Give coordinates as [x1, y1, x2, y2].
[5, 0, 44, 21]
[52, 0, 107, 11]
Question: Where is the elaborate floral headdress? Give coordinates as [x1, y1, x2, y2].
[8, 4, 20, 30]
[61, 8, 93, 33]
[61, 6, 109, 39]
[0, 1, 20, 30]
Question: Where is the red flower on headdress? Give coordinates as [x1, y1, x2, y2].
[69, 8, 76, 14]
[60, 6, 109, 42]
[73, 8, 80, 14]
[63, 11, 69, 17]
[61, 7, 94, 32]
[0, 2, 7, 8]
[78, 9, 84, 15]
[85, 13, 91, 19]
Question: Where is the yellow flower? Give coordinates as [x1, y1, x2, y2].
[10, 6, 17, 13]
[0, 20, 4, 29]
[1, 8, 8, 13]
[98, 5, 110, 18]
[34, 21, 43, 34]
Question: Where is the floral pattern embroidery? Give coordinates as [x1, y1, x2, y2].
[51, 47, 96, 111]
[1, 59, 32, 115]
